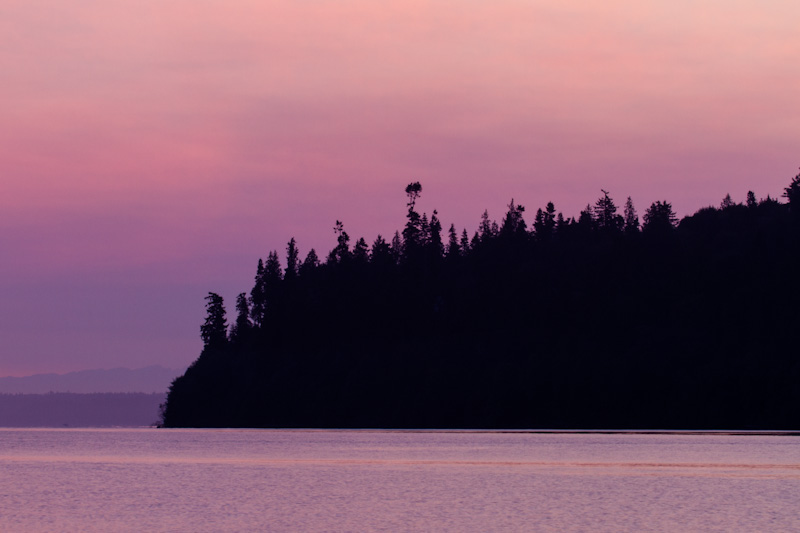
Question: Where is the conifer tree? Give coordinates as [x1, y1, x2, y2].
[262, 251, 283, 319]
[300, 249, 320, 277]
[329, 220, 351, 264]
[446, 224, 460, 258]
[390, 231, 403, 264]
[429, 210, 443, 257]
[623, 196, 640, 235]
[371, 235, 392, 266]
[720, 193, 735, 209]
[285, 238, 299, 280]
[200, 292, 227, 349]
[555, 213, 567, 234]
[470, 231, 480, 249]
[501, 199, 527, 237]
[643, 201, 678, 233]
[229, 292, 251, 342]
[783, 169, 800, 214]
[479, 210, 493, 241]
[420, 213, 431, 247]
[594, 190, 623, 233]
[353, 237, 370, 263]
[460, 229, 470, 255]
[250, 259, 266, 328]
[532, 202, 555, 240]
[402, 183, 423, 258]
[578, 204, 595, 231]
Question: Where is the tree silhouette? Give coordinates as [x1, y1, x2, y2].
[478, 210, 494, 242]
[329, 220, 351, 264]
[250, 259, 266, 328]
[578, 204, 594, 233]
[300, 248, 320, 277]
[623, 196, 639, 235]
[642, 200, 677, 234]
[371, 235, 393, 266]
[446, 224, 460, 258]
[200, 292, 227, 348]
[594, 190, 623, 233]
[460, 229, 471, 255]
[353, 237, 370, 264]
[501, 199, 527, 238]
[405, 181, 422, 210]
[721, 193, 735, 209]
[262, 251, 283, 320]
[285, 238, 299, 280]
[783, 169, 800, 215]
[429, 210, 444, 257]
[229, 292, 251, 342]
[390, 231, 403, 264]
[533, 202, 556, 240]
[402, 184, 423, 257]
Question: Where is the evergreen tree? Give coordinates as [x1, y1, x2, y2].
[262, 251, 283, 319]
[420, 213, 431, 247]
[544, 202, 556, 235]
[783, 169, 800, 214]
[746, 191, 758, 209]
[402, 182, 423, 258]
[533, 208, 545, 237]
[460, 229, 471, 255]
[720, 193, 735, 209]
[446, 224, 460, 258]
[371, 235, 392, 266]
[229, 292, 251, 342]
[643, 201, 678, 233]
[285, 238, 299, 280]
[623, 196, 640, 235]
[200, 292, 227, 349]
[300, 249, 320, 277]
[555, 212, 567, 234]
[479, 210, 493, 241]
[429, 210, 444, 257]
[390, 231, 403, 264]
[470, 231, 480, 250]
[532, 202, 555, 240]
[578, 204, 594, 232]
[594, 190, 623, 233]
[329, 220, 351, 264]
[501, 199, 527, 237]
[249, 259, 266, 328]
[353, 237, 370, 263]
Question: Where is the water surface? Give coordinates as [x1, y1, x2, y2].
[1, 429, 798, 531]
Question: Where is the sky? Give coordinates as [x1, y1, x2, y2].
[1, 0, 798, 376]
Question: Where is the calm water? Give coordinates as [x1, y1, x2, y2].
[1, 429, 798, 532]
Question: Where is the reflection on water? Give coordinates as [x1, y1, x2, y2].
[1, 429, 798, 532]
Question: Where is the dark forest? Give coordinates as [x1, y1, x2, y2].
[161, 172, 800, 429]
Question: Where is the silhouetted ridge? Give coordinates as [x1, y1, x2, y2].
[161, 172, 800, 429]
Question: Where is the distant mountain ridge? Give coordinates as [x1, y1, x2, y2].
[0, 393, 166, 427]
[0, 366, 184, 394]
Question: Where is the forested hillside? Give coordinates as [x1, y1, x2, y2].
[161, 173, 800, 429]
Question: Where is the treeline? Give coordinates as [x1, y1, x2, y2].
[161, 172, 800, 429]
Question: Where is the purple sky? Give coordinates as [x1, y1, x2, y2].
[2, 0, 798, 375]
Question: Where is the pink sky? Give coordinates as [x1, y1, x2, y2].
[1, 0, 798, 376]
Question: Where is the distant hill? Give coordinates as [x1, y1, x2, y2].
[0, 393, 165, 427]
[0, 366, 184, 394]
